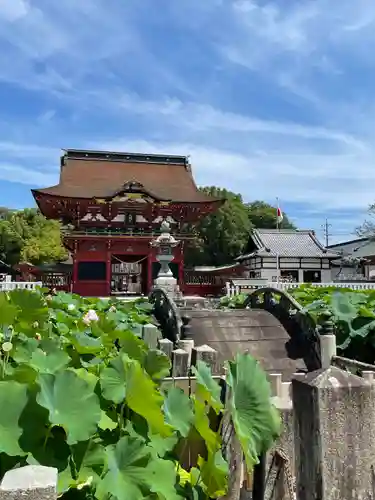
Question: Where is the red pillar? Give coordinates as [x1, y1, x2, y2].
[72, 240, 78, 294]
[106, 248, 112, 297]
[147, 249, 153, 294]
[72, 255, 78, 294]
[178, 242, 184, 292]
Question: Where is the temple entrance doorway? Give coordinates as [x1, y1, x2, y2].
[110, 255, 148, 296]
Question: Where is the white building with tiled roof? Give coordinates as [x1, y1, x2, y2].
[328, 237, 375, 280]
[236, 229, 339, 283]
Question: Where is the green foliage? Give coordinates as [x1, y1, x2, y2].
[289, 285, 375, 362]
[226, 354, 281, 470]
[185, 189, 296, 267]
[219, 294, 248, 309]
[220, 284, 375, 363]
[0, 288, 280, 500]
[0, 208, 67, 265]
[185, 187, 251, 267]
[247, 201, 295, 230]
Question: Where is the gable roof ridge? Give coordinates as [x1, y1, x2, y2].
[251, 228, 266, 250]
[256, 228, 314, 235]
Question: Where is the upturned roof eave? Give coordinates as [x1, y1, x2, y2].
[32, 188, 225, 205]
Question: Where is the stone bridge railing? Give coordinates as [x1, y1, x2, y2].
[244, 286, 323, 372]
[150, 284, 325, 373]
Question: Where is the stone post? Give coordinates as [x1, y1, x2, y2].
[192, 344, 219, 375]
[268, 373, 282, 397]
[178, 339, 195, 366]
[142, 323, 160, 349]
[292, 366, 375, 500]
[0, 465, 58, 500]
[320, 334, 337, 369]
[172, 348, 190, 377]
[158, 338, 174, 359]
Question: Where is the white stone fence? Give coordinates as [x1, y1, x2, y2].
[225, 281, 375, 297]
[0, 282, 42, 292]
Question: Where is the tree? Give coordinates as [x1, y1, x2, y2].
[0, 208, 67, 265]
[246, 200, 296, 230]
[185, 190, 297, 267]
[185, 187, 251, 267]
[0, 220, 23, 265]
[356, 203, 375, 237]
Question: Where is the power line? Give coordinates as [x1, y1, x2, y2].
[321, 218, 332, 247]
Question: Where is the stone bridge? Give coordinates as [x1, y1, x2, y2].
[150, 287, 322, 381]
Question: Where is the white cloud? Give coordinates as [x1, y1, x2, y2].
[118, 96, 366, 150]
[225, 0, 375, 64]
[0, 162, 56, 186]
[0, 142, 56, 158]
[220, 0, 375, 119]
[0, 0, 29, 22]
[96, 137, 375, 211]
[0, 0, 374, 238]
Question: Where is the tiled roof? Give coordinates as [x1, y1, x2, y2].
[238, 229, 340, 259]
[32, 150, 221, 203]
[328, 238, 375, 258]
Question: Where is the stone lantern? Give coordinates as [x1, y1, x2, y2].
[150, 220, 181, 297]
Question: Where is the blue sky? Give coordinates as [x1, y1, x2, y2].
[1, 0, 375, 244]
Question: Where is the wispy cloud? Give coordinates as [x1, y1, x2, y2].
[0, 0, 374, 242]
[0, 0, 30, 22]
[224, 0, 375, 69]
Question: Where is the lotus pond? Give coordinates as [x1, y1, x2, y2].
[0, 288, 279, 500]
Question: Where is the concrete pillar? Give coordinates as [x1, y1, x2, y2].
[178, 339, 194, 367]
[158, 338, 174, 359]
[320, 334, 337, 369]
[142, 323, 160, 349]
[172, 348, 190, 377]
[192, 345, 219, 375]
[292, 366, 375, 500]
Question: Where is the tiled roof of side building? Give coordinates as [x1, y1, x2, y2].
[328, 237, 375, 258]
[32, 149, 223, 203]
[238, 229, 340, 259]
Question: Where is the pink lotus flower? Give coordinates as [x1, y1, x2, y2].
[82, 309, 99, 325]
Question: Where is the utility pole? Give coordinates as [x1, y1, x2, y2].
[321, 218, 332, 247]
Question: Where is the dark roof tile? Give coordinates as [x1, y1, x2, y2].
[238, 229, 339, 259]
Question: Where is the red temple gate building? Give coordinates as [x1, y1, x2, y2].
[32, 149, 223, 297]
